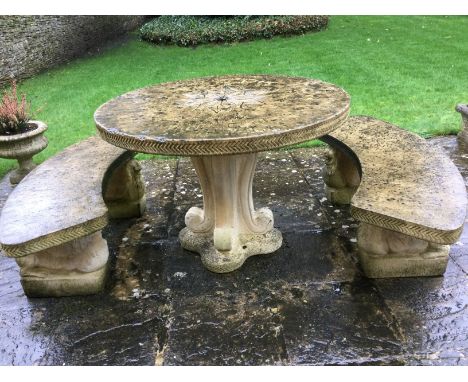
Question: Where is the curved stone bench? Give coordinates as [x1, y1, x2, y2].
[320, 116, 467, 278]
[0, 136, 146, 297]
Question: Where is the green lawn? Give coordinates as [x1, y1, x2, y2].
[2, 16, 468, 178]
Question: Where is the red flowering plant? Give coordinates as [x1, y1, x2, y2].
[0, 80, 34, 136]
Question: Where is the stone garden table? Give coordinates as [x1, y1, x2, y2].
[94, 75, 350, 273]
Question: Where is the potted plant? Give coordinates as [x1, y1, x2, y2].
[0, 81, 48, 184]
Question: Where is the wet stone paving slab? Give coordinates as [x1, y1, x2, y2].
[0, 137, 467, 366]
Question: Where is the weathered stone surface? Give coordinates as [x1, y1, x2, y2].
[322, 116, 467, 245]
[357, 223, 450, 278]
[0, 136, 146, 296]
[279, 279, 406, 365]
[163, 291, 288, 365]
[321, 116, 467, 278]
[95, 75, 350, 156]
[96, 76, 350, 273]
[322, 146, 359, 204]
[0, 136, 130, 257]
[16, 231, 109, 298]
[0, 138, 467, 365]
[104, 159, 146, 219]
[0, 16, 146, 86]
[374, 260, 468, 365]
[179, 153, 283, 273]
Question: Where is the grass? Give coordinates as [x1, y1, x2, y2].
[1, 16, 467, 178]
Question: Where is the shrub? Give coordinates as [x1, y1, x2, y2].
[0, 80, 32, 135]
[140, 16, 329, 47]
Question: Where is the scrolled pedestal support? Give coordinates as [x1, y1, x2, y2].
[179, 153, 282, 273]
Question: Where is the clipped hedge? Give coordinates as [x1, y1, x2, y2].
[140, 16, 329, 47]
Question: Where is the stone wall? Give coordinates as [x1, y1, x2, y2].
[0, 16, 146, 86]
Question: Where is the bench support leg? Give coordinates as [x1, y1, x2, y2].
[15, 231, 109, 297]
[323, 148, 360, 204]
[104, 159, 146, 219]
[357, 223, 450, 278]
[457, 111, 468, 146]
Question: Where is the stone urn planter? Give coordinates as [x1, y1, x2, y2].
[456, 104, 468, 146]
[0, 120, 48, 184]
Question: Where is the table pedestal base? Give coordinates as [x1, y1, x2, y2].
[180, 228, 282, 273]
[179, 153, 282, 273]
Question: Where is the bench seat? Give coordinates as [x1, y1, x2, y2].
[0, 136, 146, 296]
[321, 116, 467, 278]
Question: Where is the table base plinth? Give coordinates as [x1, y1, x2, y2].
[179, 153, 282, 273]
[179, 228, 282, 273]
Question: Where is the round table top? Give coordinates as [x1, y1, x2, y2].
[94, 75, 350, 156]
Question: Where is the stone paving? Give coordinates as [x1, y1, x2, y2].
[0, 137, 466, 366]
